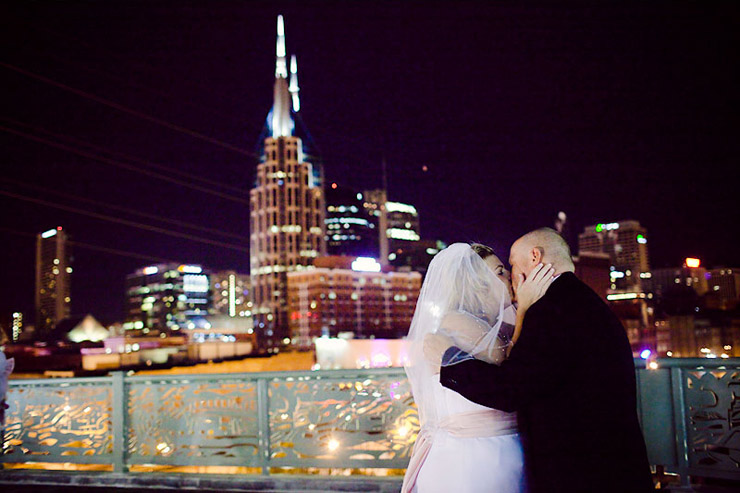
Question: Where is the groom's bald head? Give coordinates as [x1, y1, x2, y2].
[510, 228, 575, 286]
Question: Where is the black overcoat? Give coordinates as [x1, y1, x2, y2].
[440, 272, 654, 493]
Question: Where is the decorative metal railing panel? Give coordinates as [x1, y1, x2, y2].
[127, 377, 261, 466]
[2, 360, 740, 485]
[267, 374, 417, 468]
[682, 366, 740, 476]
[2, 378, 112, 463]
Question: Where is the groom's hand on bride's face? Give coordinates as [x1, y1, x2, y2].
[423, 333, 452, 373]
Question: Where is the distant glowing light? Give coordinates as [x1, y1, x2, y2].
[397, 426, 409, 437]
[183, 274, 209, 293]
[648, 361, 659, 370]
[143, 266, 159, 275]
[328, 439, 340, 451]
[178, 265, 202, 274]
[595, 222, 619, 233]
[352, 257, 381, 272]
[331, 183, 338, 189]
[387, 228, 420, 241]
[385, 201, 417, 214]
[666, 351, 673, 357]
[606, 292, 642, 301]
[685, 258, 701, 268]
[640, 349, 651, 360]
[371, 352, 392, 367]
[41, 229, 57, 238]
[637, 234, 647, 244]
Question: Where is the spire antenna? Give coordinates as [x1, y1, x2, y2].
[289, 55, 300, 112]
[270, 15, 294, 137]
[275, 15, 287, 78]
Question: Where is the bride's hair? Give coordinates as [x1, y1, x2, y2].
[470, 242, 496, 260]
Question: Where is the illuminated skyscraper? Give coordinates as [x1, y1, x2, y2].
[250, 15, 326, 349]
[35, 227, 71, 337]
[361, 192, 422, 264]
[578, 220, 650, 292]
[325, 184, 378, 258]
[124, 264, 210, 334]
[385, 201, 421, 246]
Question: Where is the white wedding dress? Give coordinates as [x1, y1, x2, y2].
[402, 243, 526, 493]
[412, 374, 525, 493]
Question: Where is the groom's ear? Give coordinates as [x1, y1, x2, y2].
[531, 247, 543, 265]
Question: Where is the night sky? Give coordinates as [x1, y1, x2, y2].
[1, 1, 737, 325]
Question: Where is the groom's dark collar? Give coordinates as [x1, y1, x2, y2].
[546, 271, 577, 295]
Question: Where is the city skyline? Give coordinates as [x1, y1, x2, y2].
[1, 2, 737, 324]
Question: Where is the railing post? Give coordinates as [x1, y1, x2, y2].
[670, 367, 691, 489]
[111, 371, 127, 473]
[257, 377, 270, 475]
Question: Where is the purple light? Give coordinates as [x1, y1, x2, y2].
[640, 349, 651, 360]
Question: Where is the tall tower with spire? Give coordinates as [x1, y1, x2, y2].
[250, 15, 326, 349]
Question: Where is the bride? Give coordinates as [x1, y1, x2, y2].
[402, 242, 553, 493]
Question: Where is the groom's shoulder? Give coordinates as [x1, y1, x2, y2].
[528, 273, 592, 315]
[548, 272, 592, 300]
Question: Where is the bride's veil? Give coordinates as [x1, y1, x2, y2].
[404, 242, 514, 427]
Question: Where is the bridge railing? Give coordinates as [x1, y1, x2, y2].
[2, 359, 739, 485]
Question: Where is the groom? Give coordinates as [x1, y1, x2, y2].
[432, 228, 653, 493]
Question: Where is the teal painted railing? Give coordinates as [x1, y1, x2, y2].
[2, 359, 739, 485]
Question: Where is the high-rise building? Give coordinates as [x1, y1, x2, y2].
[361, 191, 422, 266]
[706, 267, 740, 310]
[705, 267, 740, 310]
[385, 201, 421, 251]
[648, 260, 709, 302]
[578, 220, 650, 292]
[35, 227, 72, 337]
[211, 271, 252, 317]
[325, 184, 378, 258]
[388, 239, 446, 277]
[286, 256, 421, 348]
[125, 264, 210, 334]
[362, 189, 389, 264]
[250, 16, 326, 349]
